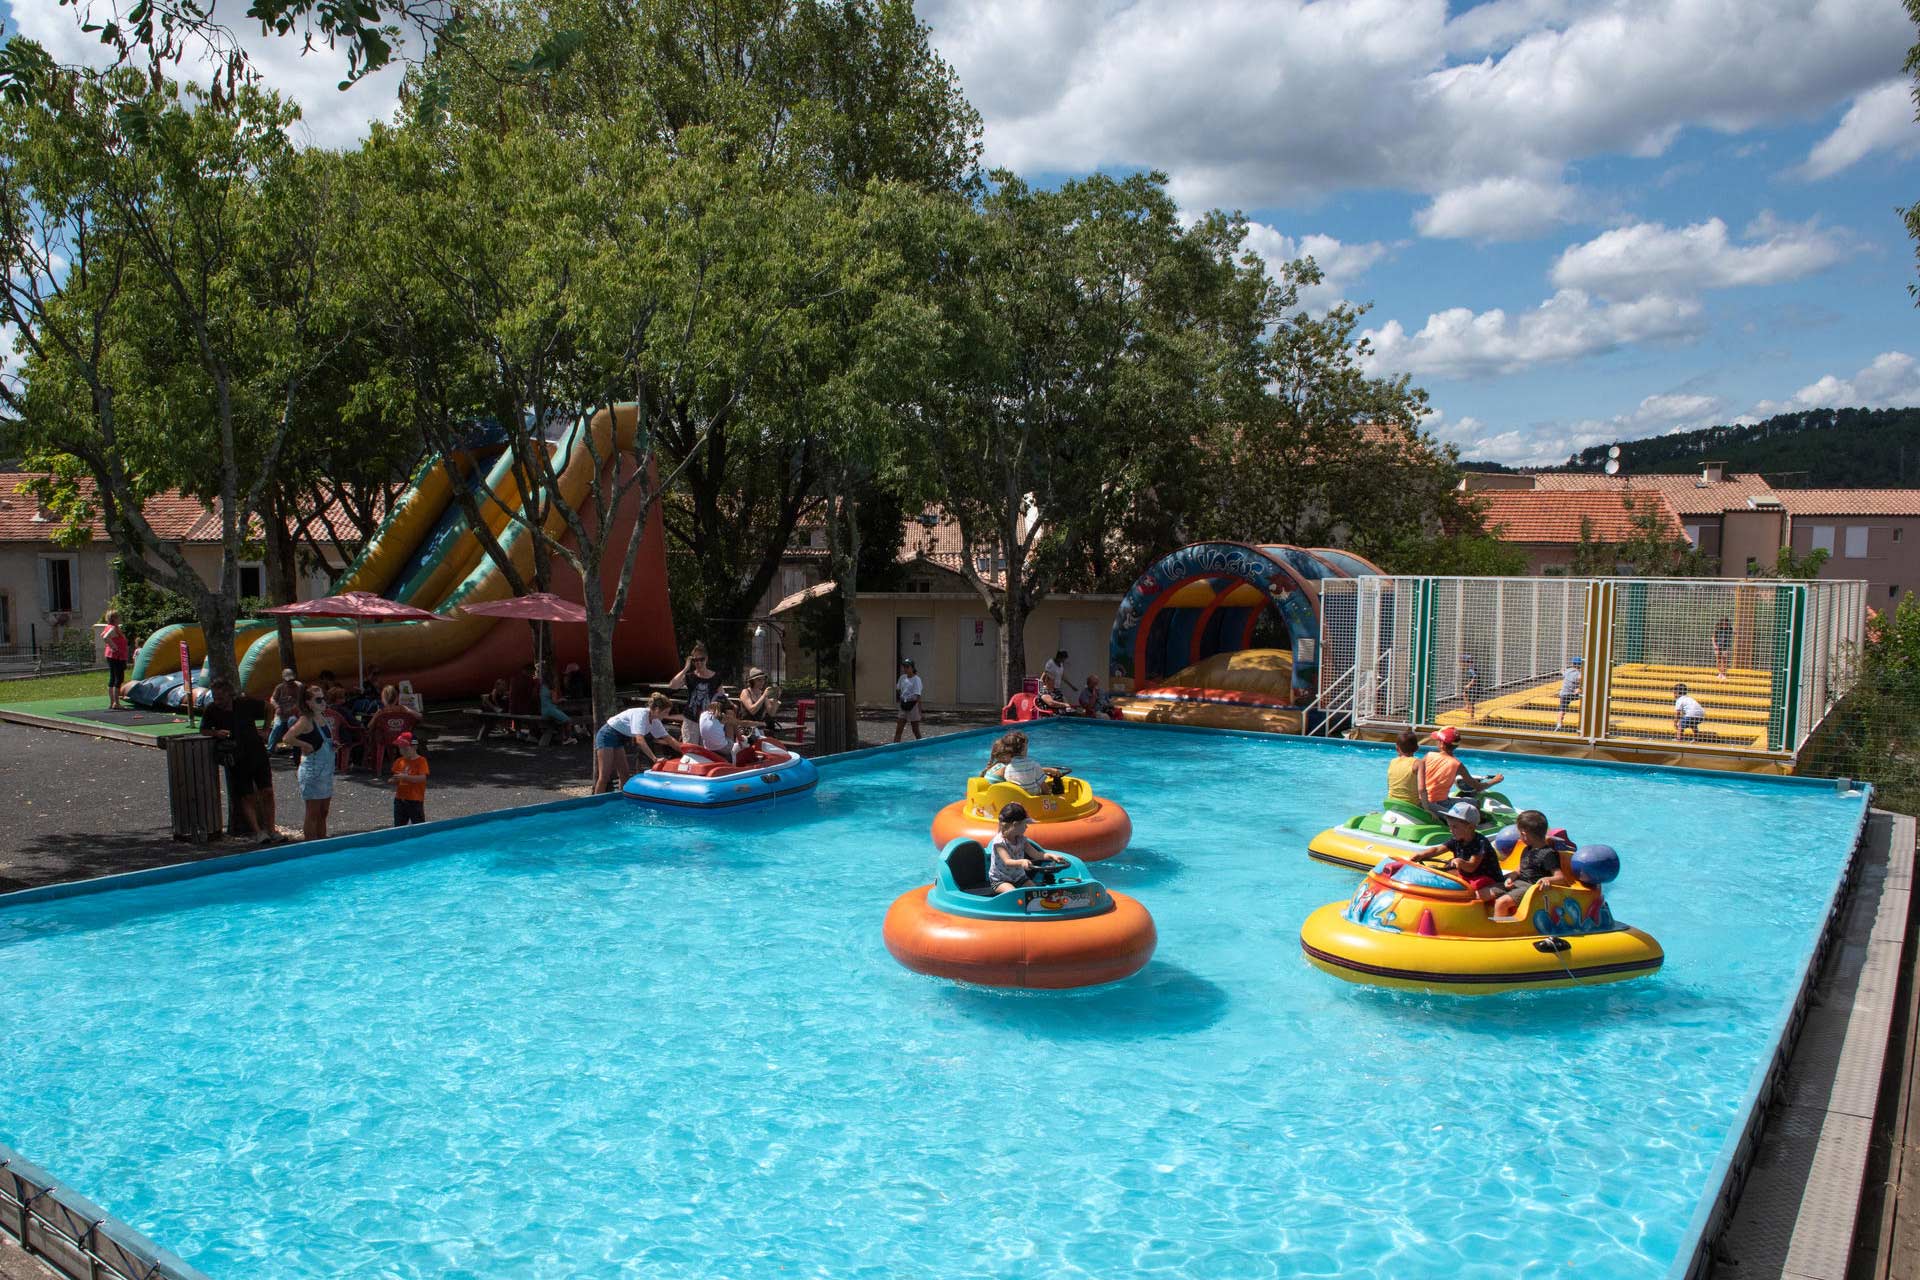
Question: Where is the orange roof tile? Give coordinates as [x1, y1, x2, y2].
[1479, 489, 1687, 545]
[1773, 489, 1920, 517]
[0, 472, 386, 546]
[1528, 471, 1778, 516]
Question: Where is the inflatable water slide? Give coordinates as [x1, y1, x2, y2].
[129, 406, 679, 699]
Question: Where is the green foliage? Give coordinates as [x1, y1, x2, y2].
[1382, 530, 1529, 576]
[107, 560, 196, 640]
[1563, 493, 1713, 577]
[1562, 407, 1920, 484]
[1802, 592, 1920, 811]
[1758, 544, 1833, 580]
[0, 670, 108, 702]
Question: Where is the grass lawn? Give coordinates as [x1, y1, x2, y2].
[0, 670, 112, 704]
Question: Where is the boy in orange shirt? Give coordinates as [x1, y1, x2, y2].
[385, 732, 430, 826]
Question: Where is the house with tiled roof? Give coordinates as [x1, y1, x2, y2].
[1466, 462, 1920, 603]
[767, 508, 1119, 708]
[1475, 488, 1688, 574]
[0, 472, 360, 657]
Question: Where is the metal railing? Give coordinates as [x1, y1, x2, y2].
[0, 1146, 209, 1280]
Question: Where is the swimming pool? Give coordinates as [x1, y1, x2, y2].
[0, 722, 1870, 1278]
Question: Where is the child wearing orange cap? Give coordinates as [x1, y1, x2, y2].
[385, 732, 430, 826]
[1422, 726, 1505, 809]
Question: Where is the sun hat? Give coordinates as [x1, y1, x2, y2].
[1443, 800, 1480, 824]
[747, 666, 766, 682]
[1427, 726, 1461, 746]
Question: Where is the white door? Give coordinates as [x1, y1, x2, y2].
[897, 616, 934, 694]
[957, 615, 1000, 704]
[1057, 618, 1106, 687]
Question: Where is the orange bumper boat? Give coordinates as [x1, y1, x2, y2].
[928, 775, 1133, 862]
[885, 839, 1156, 989]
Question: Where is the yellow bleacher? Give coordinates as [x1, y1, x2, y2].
[1437, 662, 1775, 749]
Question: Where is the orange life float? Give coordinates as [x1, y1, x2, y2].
[883, 842, 1156, 989]
[928, 775, 1133, 862]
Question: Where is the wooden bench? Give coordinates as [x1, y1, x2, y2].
[471, 708, 578, 747]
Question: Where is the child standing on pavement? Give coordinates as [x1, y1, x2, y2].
[386, 732, 430, 827]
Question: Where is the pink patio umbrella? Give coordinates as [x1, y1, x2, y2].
[457, 592, 589, 671]
[260, 591, 446, 689]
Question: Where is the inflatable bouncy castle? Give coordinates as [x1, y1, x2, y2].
[1107, 541, 1380, 733]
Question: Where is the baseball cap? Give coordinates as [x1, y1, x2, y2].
[394, 732, 416, 746]
[1427, 726, 1461, 746]
[1570, 657, 1584, 666]
[1443, 800, 1480, 824]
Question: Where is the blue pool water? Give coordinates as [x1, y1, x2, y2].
[0, 723, 1869, 1279]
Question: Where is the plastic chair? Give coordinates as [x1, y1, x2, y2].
[323, 708, 361, 773]
[1001, 692, 1040, 723]
[367, 708, 421, 777]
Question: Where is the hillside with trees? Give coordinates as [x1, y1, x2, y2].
[1560, 407, 1920, 485]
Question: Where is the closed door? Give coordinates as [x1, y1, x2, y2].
[896, 616, 934, 693]
[957, 615, 1000, 704]
[1057, 618, 1107, 685]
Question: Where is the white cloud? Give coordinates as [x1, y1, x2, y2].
[1754, 351, 1920, 415]
[1360, 289, 1703, 380]
[1432, 387, 1730, 466]
[1239, 222, 1389, 309]
[919, 0, 1911, 211]
[1413, 176, 1577, 241]
[10, 0, 402, 149]
[1800, 78, 1920, 179]
[1550, 216, 1846, 300]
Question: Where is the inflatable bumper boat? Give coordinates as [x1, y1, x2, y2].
[621, 744, 818, 808]
[884, 839, 1156, 989]
[1307, 792, 1519, 873]
[929, 775, 1132, 862]
[1298, 850, 1662, 994]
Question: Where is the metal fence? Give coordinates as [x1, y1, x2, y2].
[0, 1145, 208, 1280]
[1320, 575, 1867, 761]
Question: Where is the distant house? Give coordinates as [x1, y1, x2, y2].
[1473, 487, 1687, 575]
[1467, 462, 1920, 601]
[769, 511, 1119, 708]
[0, 472, 358, 658]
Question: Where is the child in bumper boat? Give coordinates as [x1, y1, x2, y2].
[1414, 800, 1503, 901]
[986, 802, 1066, 894]
[1493, 809, 1576, 919]
[985, 731, 1067, 795]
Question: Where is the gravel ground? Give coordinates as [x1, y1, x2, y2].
[0, 707, 993, 894]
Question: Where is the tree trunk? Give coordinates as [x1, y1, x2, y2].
[825, 488, 862, 745]
[586, 607, 619, 739]
[265, 489, 300, 675]
[1002, 595, 1028, 704]
[198, 594, 241, 689]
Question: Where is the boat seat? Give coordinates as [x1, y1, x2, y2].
[946, 840, 994, 896]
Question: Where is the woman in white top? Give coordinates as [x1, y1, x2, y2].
[593, 693, 679, 793]
[1042, 650, 1078, 697]
[893, 658, 923, 742]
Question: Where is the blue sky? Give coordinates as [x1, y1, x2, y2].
[9, 0, 1919, 466]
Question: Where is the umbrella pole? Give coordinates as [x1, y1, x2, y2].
[356, 621, 365, 692]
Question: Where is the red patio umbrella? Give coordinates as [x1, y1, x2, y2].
[456, 592, 589, 624]
[457, 592, 589, 670]
[261, 591, 445, 688]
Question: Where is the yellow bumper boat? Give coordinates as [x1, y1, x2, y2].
[1299, 847, 1662, 994]
[929, 775, 1132, 863]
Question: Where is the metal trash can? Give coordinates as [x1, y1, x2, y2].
[813, 691, 848, 755]
[165, 734, 224, 843]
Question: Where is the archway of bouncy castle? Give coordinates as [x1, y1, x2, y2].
[1106, 541, 1381, 730]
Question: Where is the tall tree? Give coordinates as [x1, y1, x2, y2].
[0, 65, 346, 686]
[924, 171, 1265, 695]
[386, 0, 982, 670]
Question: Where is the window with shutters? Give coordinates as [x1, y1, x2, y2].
[1811, 525, 1835, 554]
[1843, 526, 1868, 559]
[38, 555, 76, 614]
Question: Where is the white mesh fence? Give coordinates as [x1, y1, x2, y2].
[1326, 573, 1866, 757]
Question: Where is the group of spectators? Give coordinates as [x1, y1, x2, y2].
[203, 665, 428, 845]
[480, 660, 590, 744]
